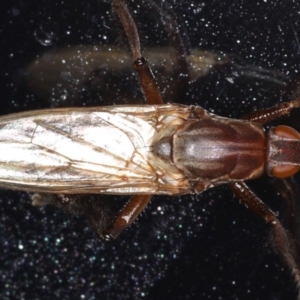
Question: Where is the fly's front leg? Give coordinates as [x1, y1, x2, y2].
[272, 178, 300, 254]
[112, 0, 163, 104]
[272, 178, 300, 231]
[229, 182, 300, 289]
[242, 98, 300, 124]
[102, 195, 152, 241]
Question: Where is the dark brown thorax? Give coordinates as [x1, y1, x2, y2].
[173, 114, 266, 182]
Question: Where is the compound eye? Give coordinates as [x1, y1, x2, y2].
[272, 164, 300, 178]
[271, 125, 300, 178]
[273, 125, 300, 140]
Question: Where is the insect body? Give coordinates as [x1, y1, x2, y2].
[3, 0, 300, 297]
[1, 103, 299, 195]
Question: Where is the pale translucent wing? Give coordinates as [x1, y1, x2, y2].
[0, 110, 155, 193]
[0, 105, 191, 195]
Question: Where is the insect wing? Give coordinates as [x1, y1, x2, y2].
[0, 105, 190, 195]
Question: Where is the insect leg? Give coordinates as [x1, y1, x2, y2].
[102, 194, 152, 241]
[229, 181, 300, 289]
[112, 0, 163, 104]
[242, 98, 300, 124]
[107, 1, 157, 241]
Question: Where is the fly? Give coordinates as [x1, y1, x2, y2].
[1, 103, 300, 196]
[3, 0, 300, 296]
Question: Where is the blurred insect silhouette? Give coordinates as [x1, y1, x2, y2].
[2, 0, 300, 294]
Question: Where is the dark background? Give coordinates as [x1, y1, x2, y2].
[2, 0, 300, 299]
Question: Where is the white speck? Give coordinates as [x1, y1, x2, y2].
[226, 77, 234, 84]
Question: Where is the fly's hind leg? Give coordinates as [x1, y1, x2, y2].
[229, 181, 300, 291]
[242, 98, 300, 124]
[112, 0, 163, 104]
